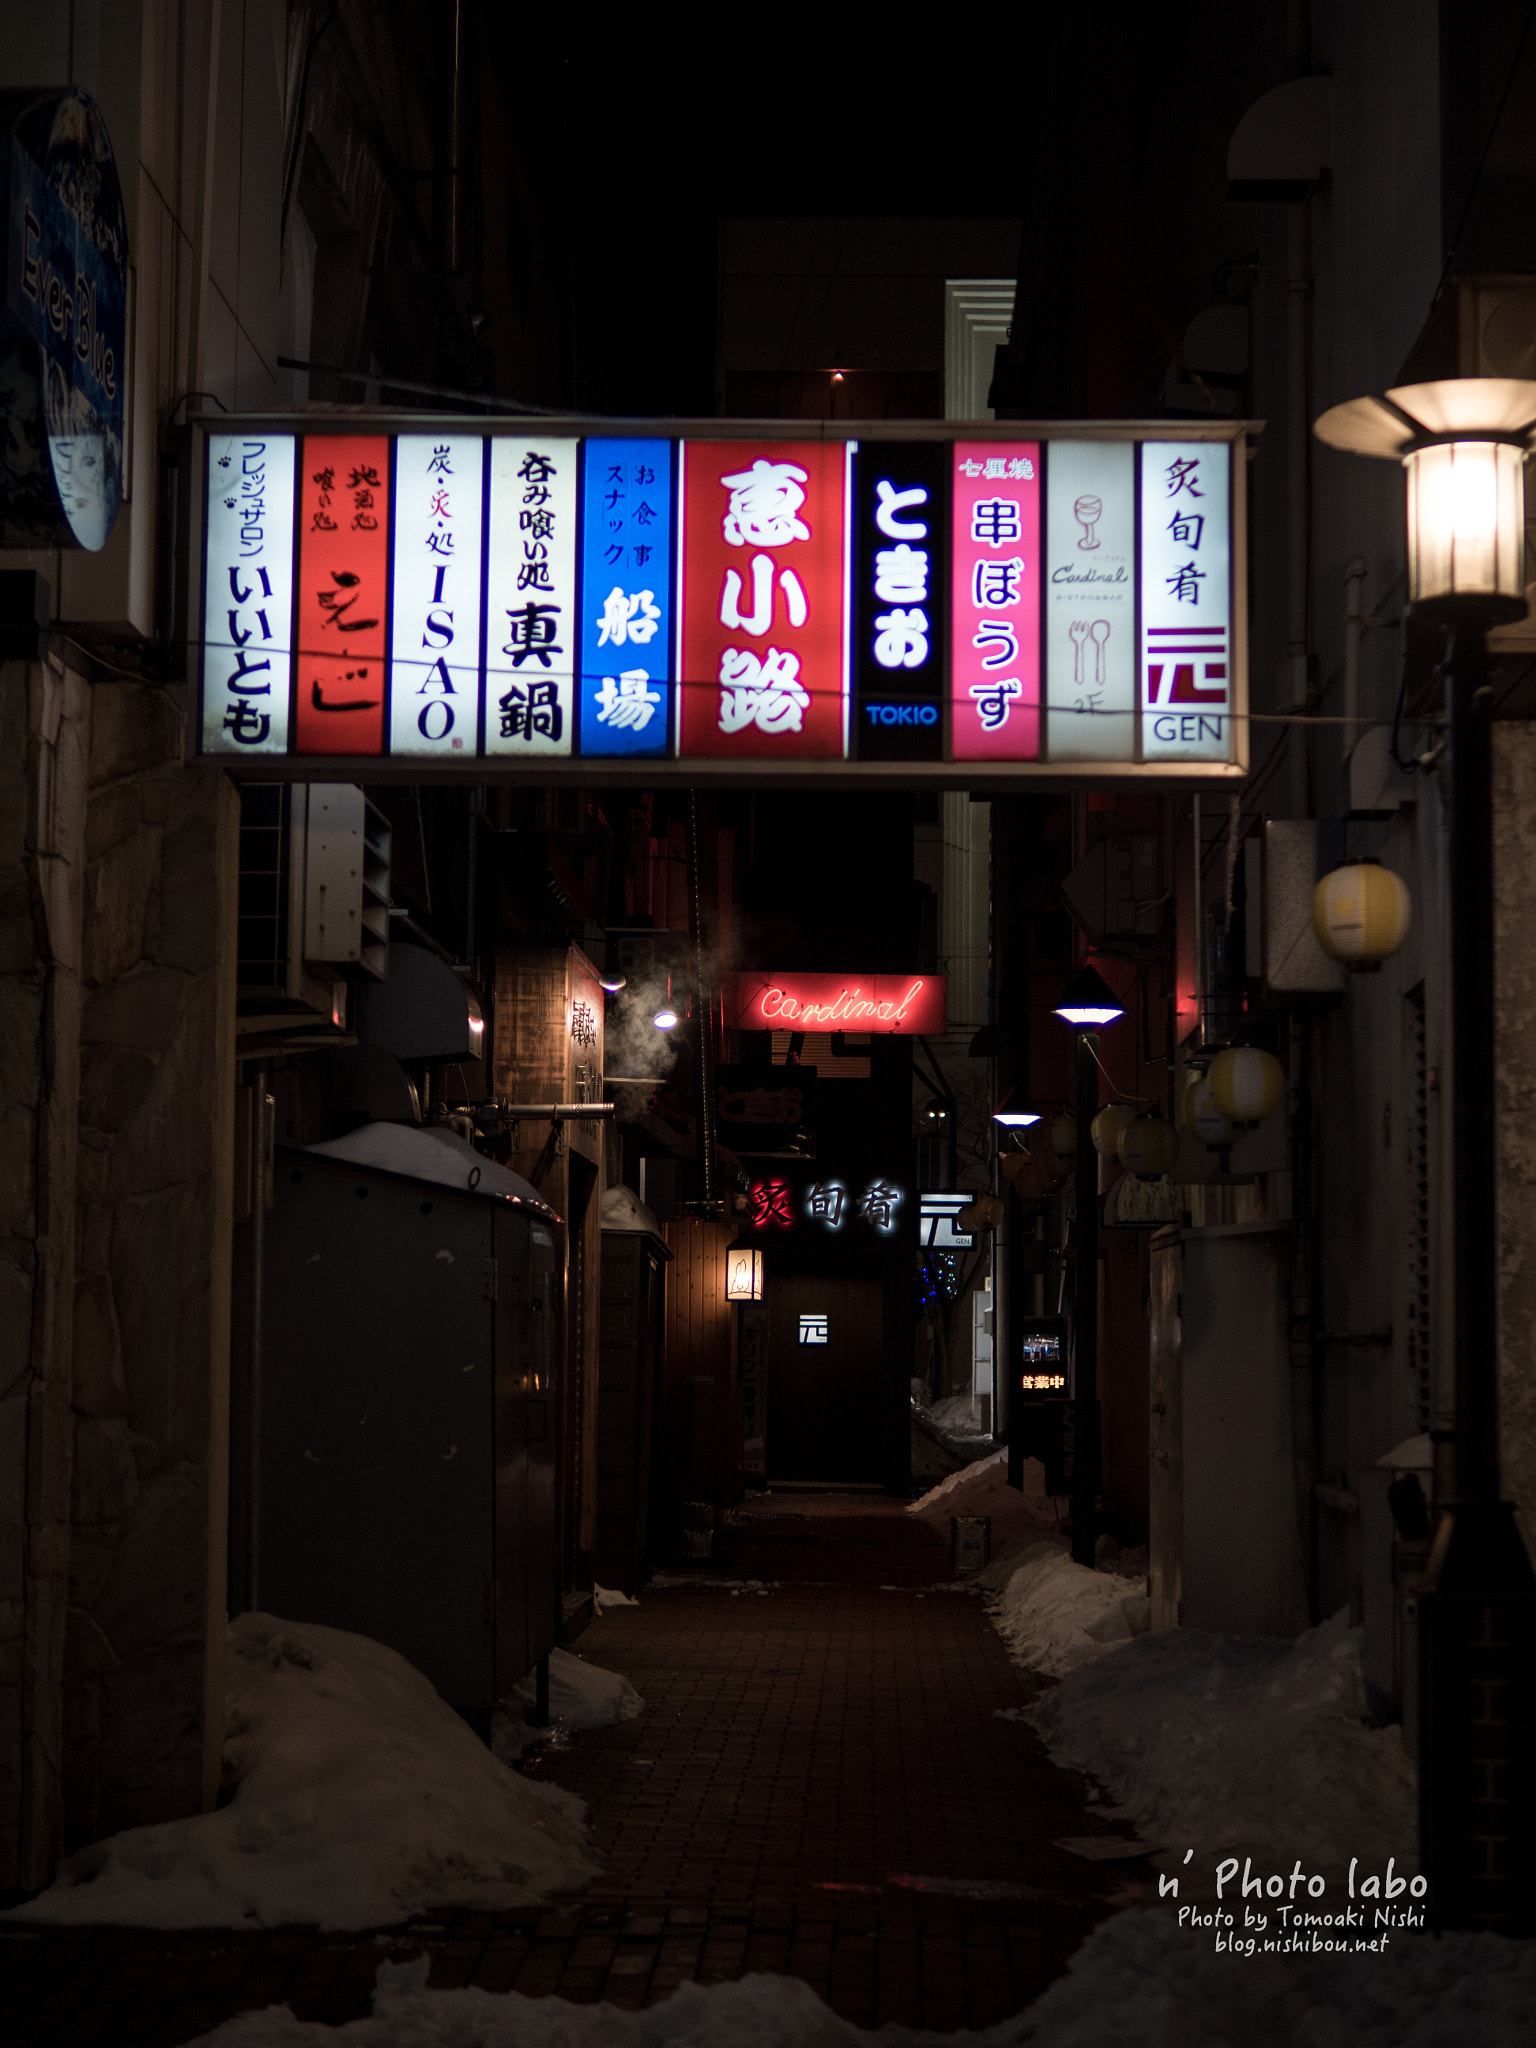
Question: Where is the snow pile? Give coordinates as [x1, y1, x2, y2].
[1023, 1609, 1417, 1874]
[494, 1646, 643, 1761]
[927, 1393, 992, 1438]
[988, 1540, 1149, 1676]
[185, 1932, 1536, 2047]
[1012, 1909, 1536, 2046]
[907, 1448, 1065, 1574]
[3, 1615, 598, 1931]
[594, 1584, 638, 1608]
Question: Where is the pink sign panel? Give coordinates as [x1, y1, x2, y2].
[677, 440, 850, 759]
[950, 441, 1041, 760]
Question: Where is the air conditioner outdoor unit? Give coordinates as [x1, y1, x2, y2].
[237, 784, 391, 1046]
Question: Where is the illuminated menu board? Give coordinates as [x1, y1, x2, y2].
[197, 425, 1244, 776]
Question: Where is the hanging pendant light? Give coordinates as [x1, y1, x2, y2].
[1050, 1109, 1078, 1163]
[1091, 1104, 1135, 1160]
[1119, 1114, 1179, 1177]
[1312, 859, 1413, 969]
[1184, 1072, 1235, 1147]
[1208, 1045, 1286, 1125]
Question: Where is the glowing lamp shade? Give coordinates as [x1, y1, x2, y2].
[1091, 1104, 1135, 1160]
[653, 1007, 680, 1030]
[1119, 1114, 1178, 1178]
[1208, 1045, 1285, 1125]
[1312, 862, 1413, 967]
[1185, 1072, 1234, 1148]
[1053, 964, 1125, 1029]
[993, 1087, 1041, 1129]
[1404, 440, 1526, 608]
[726, 1248, 765, 1302]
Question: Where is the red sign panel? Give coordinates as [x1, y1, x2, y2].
[950, 441, 1041, 761]
[678, 440, 849, 758]
[295, 434, 392, 756]
[722, 972, 947, 1035]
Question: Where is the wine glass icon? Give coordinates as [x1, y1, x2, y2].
[1074, 494, 1103, 550]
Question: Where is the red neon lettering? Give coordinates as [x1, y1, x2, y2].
[754, 978, 928, 1029]
[894, 980, 924, 1022]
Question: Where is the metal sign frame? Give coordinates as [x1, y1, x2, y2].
[183, 413, 1251, 790]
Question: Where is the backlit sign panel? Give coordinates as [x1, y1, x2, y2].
[852, 443, 947, 760]
[1045, 440, 1135, 761]
[951, 442, 1041, 761]
[389, 434, 485, 759]
[202, 432, 296, 756]
[678, 440, 851, 759]
[721, 972, 947, 1035]
[486, 437, 577, 759]
[579, 437, 674, 758]
[295, 434, 391, 757]
[194, 419, 1247, 781]
[1139, 441, 1232, 761]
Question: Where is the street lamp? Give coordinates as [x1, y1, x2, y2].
[1315, 375, 1536, 1934]
[1053, 965, 1126, 1566]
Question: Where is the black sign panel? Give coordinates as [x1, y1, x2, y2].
[715, 1061, 817, 1158]
[852, 442, 949, 760]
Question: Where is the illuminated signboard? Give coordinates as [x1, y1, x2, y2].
[192, 420, 1246, 780]
[748, 1175, 905, 1237]
[721, 972, 947, 1036]
[852, 443, 947, 760]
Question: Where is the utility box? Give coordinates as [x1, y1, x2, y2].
[248, 1128, 559, 1735]
[1148, 1224, 1307, 1637]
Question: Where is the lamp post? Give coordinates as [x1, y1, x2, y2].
[1315, 376, 1536, 1933]
[1053, 964, 1126, 1568]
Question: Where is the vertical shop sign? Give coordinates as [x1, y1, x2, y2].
[1044, 440, 1136, 761]
[951, 441, 1041, 760]
[202, 432, 296, 756]
[1139, 440, 1232, 761]
[852, 442, 947, 760]
[389, 434, 486, 758]
[739, 1304, 769, 1475]
[579, 437, 673, 757]
[677, 439, 851, 758]
[295, 434, 391, 756]
[486, 437, 577, 759]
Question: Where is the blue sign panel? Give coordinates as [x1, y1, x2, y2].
[851, 442, 948, 761]
[578, 438, 674, 757]
[2, 90, 128, 551]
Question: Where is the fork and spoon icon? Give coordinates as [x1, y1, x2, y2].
[1068, 618, 1111, 689]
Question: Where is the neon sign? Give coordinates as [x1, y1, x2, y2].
[749, 1176, 906, 1237]
[722, 972, 947, 1036]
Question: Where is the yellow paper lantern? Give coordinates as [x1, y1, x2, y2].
[1050, 1110, 1078, 1163]
[1091, 1104, 1135, 1160]
[1119, 1115, 1178, 1177]
[1208, 1046, 1285, 1125]
[1189, 1075, 1234, 1147]
[1312, 861, 1412, 967]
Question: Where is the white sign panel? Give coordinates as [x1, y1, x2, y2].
[202, 433, 296, 756]
[485, 437, 576, 758]
[1045, 440, 1136, 761]
[389, 435, 485, 758]
[1139, 440, 1232, 761]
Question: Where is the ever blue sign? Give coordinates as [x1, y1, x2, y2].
[1, 88, 128, 551]
[577, 437, 674, 757]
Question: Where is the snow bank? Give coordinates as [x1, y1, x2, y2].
[3, 1615, 598, 1931]
[593, 1584, 638, 1608]
[988, 1541, 1149, 1675]
[1012, 1909, 1536, 2047]
[907, 1448, 1065, 1575]
[1023, 1609, 1417, 1874]
[927, 1393, 992, 1437]
[183, 1932, 1536, 2047]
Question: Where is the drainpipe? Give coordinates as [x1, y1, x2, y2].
[686, 790, 718, 1212]
[433, 0, 465, 277]
[1343, 555, 1367, 760]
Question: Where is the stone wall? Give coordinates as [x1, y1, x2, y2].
[0, 653, 236, 1886]
[1495, 723, 1536, 1552]
[0, 657, 88, 1892]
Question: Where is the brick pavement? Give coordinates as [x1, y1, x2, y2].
[0, 1508, 1130, 2044]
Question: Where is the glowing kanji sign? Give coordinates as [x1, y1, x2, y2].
[748, 1179, 795, 1230]
[196, 421, 1246, 781]
[677, 440, 851, 759]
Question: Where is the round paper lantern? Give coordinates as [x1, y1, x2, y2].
[1050, 1110, 1078, 1162]
[1189, 1075, 1234, 1147]
[1091, 1104, 1135, 1160]
[1208, 1046, 1285, 1125]
[1312, 861, 1412, 967]
[1119, 1115, 1178, 1177]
